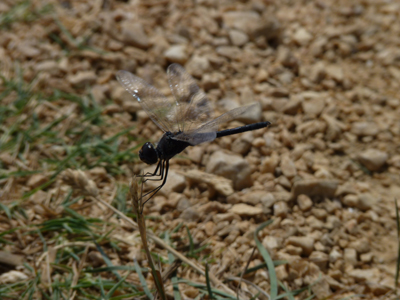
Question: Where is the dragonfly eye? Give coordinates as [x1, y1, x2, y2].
[139, 142, 158, 165]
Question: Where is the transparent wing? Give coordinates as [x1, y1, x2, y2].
[116, 70, 177, 133]
[172, 103, 258, 145]
[167, 64, 213, 133]
[172, 131, 217, 146]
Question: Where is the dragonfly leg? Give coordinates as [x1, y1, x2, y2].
[138, 160, 162, 179]
[141, 160, 169, 207]
[143, 159, 166, 182]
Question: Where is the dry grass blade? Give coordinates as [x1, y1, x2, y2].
[236, 247, 257, 300]
[162, 260, 182, 282]
[130, 176, 166, 299]
[228, 276, 270, 299]
[69, 246, 89, 300]
[130, 175, 143, 215]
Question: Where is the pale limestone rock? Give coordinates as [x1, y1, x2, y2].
[297, 194, 313, 211]
[292, 179, 339, 198]
[358, 149, 388, 171]
[228, 29, 249, 46]
[286, 236, 314, 255]
[280, 155, 297, 178]
[293, 28, 313, 45]
[177, 169, 234, 197]
[357, 193, 377, 210]
[231, 132, 253, 155]
[185, 55, 210, 78]
[206, 151, 252, 190]
[274, 201, 289, 217]
[120, 22, 150, 48]
[351, 122, 379, 136]
[325, 65, 344, 82]
[164, 45, 188, 64]
[262, 236, 279, 252]
[342, 194, 359, 207]
[344, 248, 358, 266]
[180, 207, 201, 222]
[68, 71, 97, 86]
[348, 268, 381, 282]
[229, 203, 263, 217]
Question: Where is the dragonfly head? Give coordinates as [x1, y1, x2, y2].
[139, 142, 158, 165]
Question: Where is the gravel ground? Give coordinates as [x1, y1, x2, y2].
[1, 0, 400, 299]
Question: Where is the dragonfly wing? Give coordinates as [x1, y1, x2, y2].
[172, 131, 217, 146]
[116, 70, 176, 133]
[172, 104, 260, 145]
[192, 103, 259, 134]
[167, 64, 213, 133]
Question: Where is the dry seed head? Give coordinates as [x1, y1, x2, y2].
[61, 169, 99, 197]
[130, 176, 142, 212]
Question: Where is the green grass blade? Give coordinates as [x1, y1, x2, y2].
[94, 241, 122, 281]
[185, 226, 195, 257]
[254, 220, 277, 299]
[240, 260, 288, 276]
[0, 203, 11, 219]
[98, 276, 107, 299]
[277, 280, 295, 300]
[105, 273, 130, 299]
[134, 258, 154, 300]
[205, 264, 214, 299]
[164, 231, 181, 300]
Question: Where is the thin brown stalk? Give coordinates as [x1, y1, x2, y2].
[61, 169, 236, 296]
[130, 176, 166, 299]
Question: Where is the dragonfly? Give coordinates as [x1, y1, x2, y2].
[116, 64, 271, 204]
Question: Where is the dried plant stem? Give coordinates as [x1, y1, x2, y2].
[96, 184, 235, 295]
[130, 177, 166, 299]
[61, 169, 235, 296]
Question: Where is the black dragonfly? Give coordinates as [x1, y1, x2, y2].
[116, 64, 271, 203]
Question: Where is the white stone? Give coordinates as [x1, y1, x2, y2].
[164, 45, 188, 64]
[358, 149, 388, 171]
[185, 55, 210, 78]
[229, 203, 263, 217]
[293, 28, 313, 45]
[292, 179, 339, 198]
[297, 194, 313, 211]
[351, 122, 379, 136]
[206, 151, 252, 190]
[274, 201, 289, 217]
[344, 248, 357, 266]
[280, 155, 297, 178]
[68, 71, 97, 86]
[286, 236, 314, 255]
[325, 65, 344, 82]
[228, 29, 249, 46]
[262, 236, 279, 252]
[120, 22, 150, 48]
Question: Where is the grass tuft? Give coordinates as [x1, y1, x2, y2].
[0, 1, 53, 29]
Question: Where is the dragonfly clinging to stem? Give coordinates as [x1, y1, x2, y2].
[116, 64, 271, 205]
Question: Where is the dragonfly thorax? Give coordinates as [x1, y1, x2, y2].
[139, 142, 159, 165]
